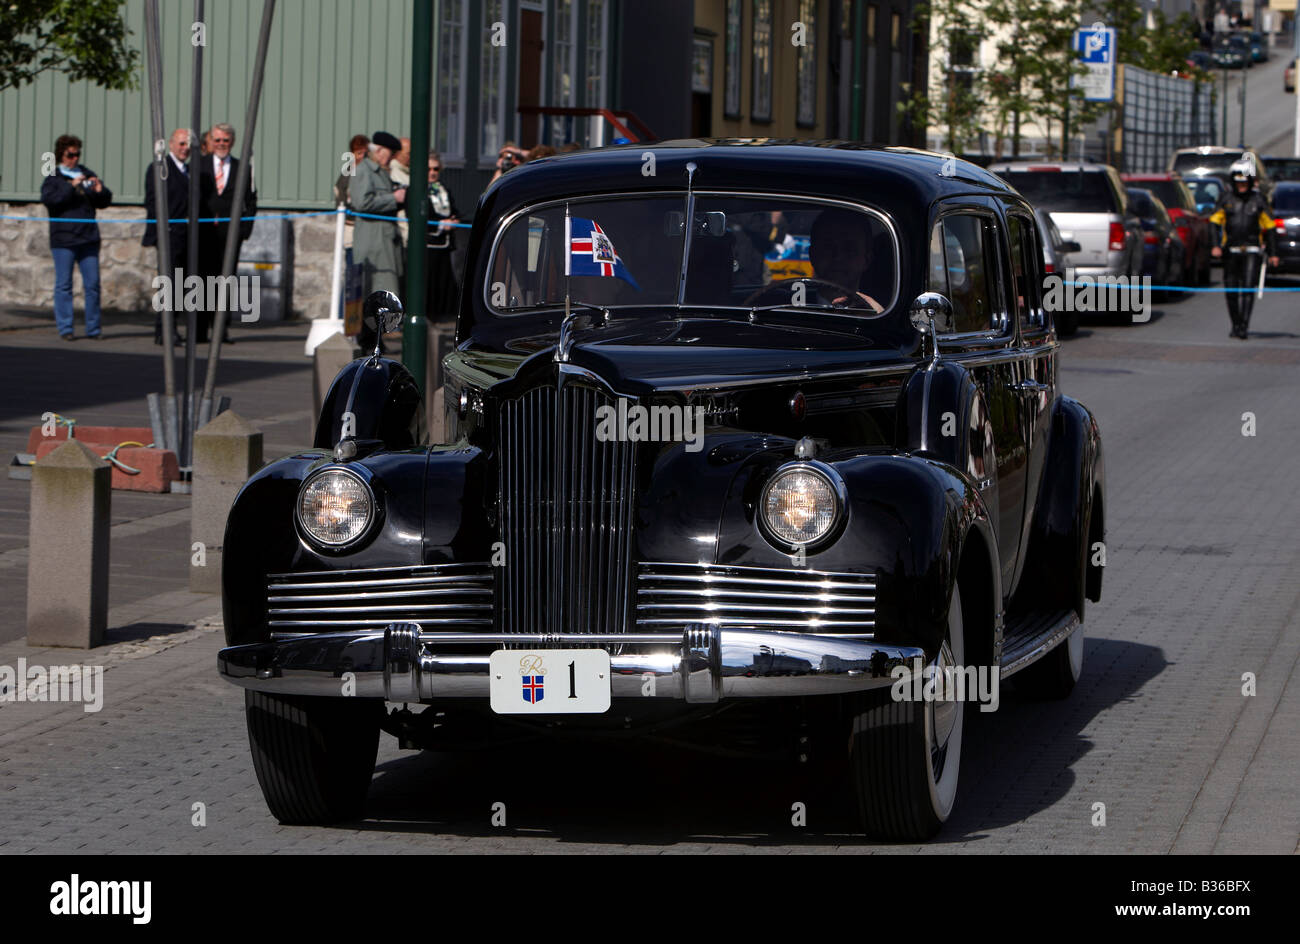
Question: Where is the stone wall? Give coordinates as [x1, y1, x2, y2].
[0, 203, 340, 320]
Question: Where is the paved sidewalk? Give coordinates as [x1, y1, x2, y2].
[1, 289, 1297, 853]
[0, 310, 319, 644]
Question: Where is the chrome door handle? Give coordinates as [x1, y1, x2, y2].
[1012, 379, 1049, 393]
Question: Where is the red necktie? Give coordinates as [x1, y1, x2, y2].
[216, 159, 225, 195]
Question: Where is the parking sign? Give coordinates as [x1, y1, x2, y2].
[1073, 24, 1116, 102]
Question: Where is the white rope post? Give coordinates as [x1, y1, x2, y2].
[305, 203, 348, 356]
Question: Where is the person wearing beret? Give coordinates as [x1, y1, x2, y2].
[41, 134, 112, 340]
[353, 130, 407, 352]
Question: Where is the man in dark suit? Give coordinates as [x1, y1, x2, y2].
[142, 128, 192, 345]
[198, 122, 256, 344]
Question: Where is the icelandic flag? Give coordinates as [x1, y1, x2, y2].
[565, 217, 639, 290]
[522, 675, 544, 704]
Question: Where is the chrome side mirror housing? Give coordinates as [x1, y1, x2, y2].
[363, 291, 405, 357]
[909, 292, 951, 362]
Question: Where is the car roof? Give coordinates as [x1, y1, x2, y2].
[1173, 146, 1250, 155]
[486, 139, 1019, 211]
[1274, 181, 1300, 191]
[989, 161, 1112, 172]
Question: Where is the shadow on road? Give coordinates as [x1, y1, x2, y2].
[0, 331, 309, 426]
[328, 637, 1167, 847]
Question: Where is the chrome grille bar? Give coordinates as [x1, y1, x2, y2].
[637, 562, 877, 635]
[266, 562, 493, 630]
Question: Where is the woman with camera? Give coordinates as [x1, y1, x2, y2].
[41, 134, 113, 340]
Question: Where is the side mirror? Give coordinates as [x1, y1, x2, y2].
[1058, 240, 1082, 254]
[909, 292, 951, 361]
[363, 290, 404, 357]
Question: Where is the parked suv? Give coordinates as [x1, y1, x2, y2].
[990, 162, 1142, 281]
[1169, 146, 1273, 200]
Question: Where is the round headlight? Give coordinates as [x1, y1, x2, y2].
[298, 469, 374, 547]
[760, 465, 842, 547]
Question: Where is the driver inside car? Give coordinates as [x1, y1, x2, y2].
[808, 209, 885, 312]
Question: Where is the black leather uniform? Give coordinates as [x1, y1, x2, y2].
[1209, 188, 1277, 335]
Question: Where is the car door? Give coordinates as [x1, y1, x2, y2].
[1005, 207, 1055, 595]
[930, 204, 1029, 593]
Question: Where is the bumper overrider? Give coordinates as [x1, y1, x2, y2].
[217, 623, 925, 703]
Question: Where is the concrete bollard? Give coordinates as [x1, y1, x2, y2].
[312, 332, 357, 431]
[191, 411, 263, 593]
[424, 322, 454, 444]
[27, 441, 111, 648]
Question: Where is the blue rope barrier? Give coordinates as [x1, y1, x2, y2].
[0, 208, 472, 226]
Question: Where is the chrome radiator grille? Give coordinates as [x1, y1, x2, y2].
[497, 383, 637, 637]
[266, 562, 492, 633]
[637, 562, 877, 636]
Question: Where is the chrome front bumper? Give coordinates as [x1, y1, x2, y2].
[218, 623, 924, 703]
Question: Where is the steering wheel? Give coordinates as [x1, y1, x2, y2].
[742, 277, 876, 310]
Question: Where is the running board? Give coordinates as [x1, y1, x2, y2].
[1000, 608, 1080, 678]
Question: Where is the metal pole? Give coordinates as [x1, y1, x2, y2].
[183, 0, 204, 467]
[1239, 57, 1247, 148]
[142, 0, 176, 423]
[402, 0, 435, 390]
[202, 0, 276, 404]
[1221, 64, 1228, 145]
[850, 0, 864, 141]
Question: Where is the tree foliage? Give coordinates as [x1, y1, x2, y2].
[914, 0, 1208, 157]
[0, 0, 139, 93]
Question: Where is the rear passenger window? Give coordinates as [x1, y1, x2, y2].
[927, 215, 996, 334]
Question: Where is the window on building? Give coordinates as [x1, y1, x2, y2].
[438, 0, 468, 163]
[752, 0, 773, 121]
[867, 4, 876, 42]
[479, 0, 507, 162]
[724, 0, 743, 118]
[796, 0, 817, 127]
[552, 0, 577, 145]
[586, 0, 609, 145]
[948, 28, 981, 98]
[891, 11, 900, 50]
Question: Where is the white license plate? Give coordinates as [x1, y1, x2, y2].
[489, 649, 611, 714]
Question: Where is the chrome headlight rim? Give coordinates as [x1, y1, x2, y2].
[757, 460, 848, 552]
[295, 465, 380, 552]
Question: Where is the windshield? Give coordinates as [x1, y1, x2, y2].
[1129, 179, 1187, 210]
[487, 193, 897, 315]
[1185, 176, 1224, 202]
[1173, 152, 1241, 176]
[997, 170, 1116, 213]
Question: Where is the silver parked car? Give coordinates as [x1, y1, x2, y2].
[1034, 207, 1082, 335]
[990, 162, 1142, 283]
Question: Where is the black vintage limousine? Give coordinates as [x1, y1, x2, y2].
[219, 140, 1106, 841]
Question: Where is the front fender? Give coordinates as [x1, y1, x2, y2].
[1016, 396, 1105, 615]
[683, 440, 999, 661]
[221, 445, 490, 647]
[313, 356, 425, 451]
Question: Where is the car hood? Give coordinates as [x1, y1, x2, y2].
[454, 312, 915, 395]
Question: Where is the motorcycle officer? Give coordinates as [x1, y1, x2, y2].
[1208, 161, 1279, 339]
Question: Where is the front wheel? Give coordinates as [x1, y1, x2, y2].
[245, 690, 383, 825]
[848, 584, 965, 841]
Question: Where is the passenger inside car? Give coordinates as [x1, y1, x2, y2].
[809, 209, 885, 312]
